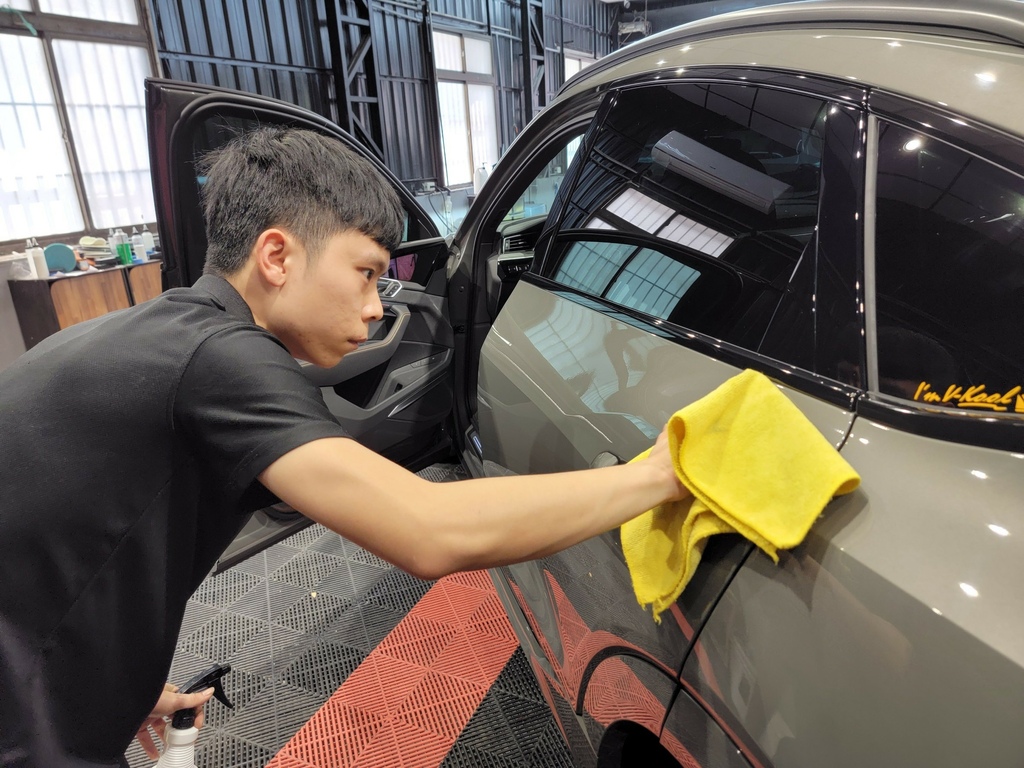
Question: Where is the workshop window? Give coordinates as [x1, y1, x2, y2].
[432, 30, 498, 188]
[0, 9, 155, 247]
[872, 121, 1024, 411]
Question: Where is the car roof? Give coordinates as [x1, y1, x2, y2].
[560, 0, 1024, 139]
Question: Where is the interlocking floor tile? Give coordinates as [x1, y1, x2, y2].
[448, 694, 526, 762]
[229, 579, 308, 621]
[228, 623, 312, 680]
[126, 466, 573, 768]
[195, 731, 276, 768]
[281, 639, 366, 697]
[346, 559, 391, 597]
[191, 569, 264, 607]
[274, 590, 352, 635]
[178, 611, 267, 661]
[270, 550, 346, 591]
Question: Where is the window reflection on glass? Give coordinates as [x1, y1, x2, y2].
[52, 40, 155, 229]
[553, 240, 707, 322]
[552, 83, 827, 350]
[39, 0, 138, 24]
[0, 34, 84, 240]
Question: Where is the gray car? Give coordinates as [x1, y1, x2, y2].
[149, 1, 1024, 765]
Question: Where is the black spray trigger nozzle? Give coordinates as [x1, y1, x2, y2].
[170, 663, 234, 729]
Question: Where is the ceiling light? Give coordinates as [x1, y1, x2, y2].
[903, 138, 923, 152]
[975, 71, 997, 83]
[988, 524, 1009, 537]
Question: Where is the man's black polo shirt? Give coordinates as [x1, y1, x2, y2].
[0, 275, 349, 767]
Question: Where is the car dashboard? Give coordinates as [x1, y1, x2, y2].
[486, 215, 546, 317]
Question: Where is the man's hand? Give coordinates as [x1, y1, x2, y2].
[646, 425, 689, 503]
[134, 683, 215, 760]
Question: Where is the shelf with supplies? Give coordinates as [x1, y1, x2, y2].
[7, 260, 163, 350]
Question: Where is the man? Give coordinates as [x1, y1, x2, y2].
[0, 128, 687, 767]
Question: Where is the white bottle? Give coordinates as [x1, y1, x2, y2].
[154, 726, 199, 768]
[130, 228, 147, 261]
[473, 164, 489, 196]
[141, 224, 156, 253]
[28, 238, 48, 279]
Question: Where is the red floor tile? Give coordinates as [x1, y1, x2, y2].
[267, 571, 518, 768]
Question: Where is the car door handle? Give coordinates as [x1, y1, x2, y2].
[591, 451, 624, 468]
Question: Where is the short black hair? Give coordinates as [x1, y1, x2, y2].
[199, 127, 405, 276]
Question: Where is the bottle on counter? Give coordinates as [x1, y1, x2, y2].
[140, 223, 156, 253]
[27, 239, 48, 279]
[114, 229, 132, 265]
[130, 228, 147, 262]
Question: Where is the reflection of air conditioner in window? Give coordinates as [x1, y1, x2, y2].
[652, 131, 791, 215]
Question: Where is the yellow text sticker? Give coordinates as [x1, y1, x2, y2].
[914, 382, 1024, 413]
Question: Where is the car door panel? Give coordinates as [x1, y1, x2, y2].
[479, 282, 856, 761]
[146, 79, 454, 569]
[675, 419, 1024, 767]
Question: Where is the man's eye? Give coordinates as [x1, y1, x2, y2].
[363, 269, 375, 280]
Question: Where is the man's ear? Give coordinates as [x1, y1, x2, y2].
[252, 228, 294, 287]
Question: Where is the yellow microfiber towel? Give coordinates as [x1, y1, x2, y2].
[622, 369, 860, 621]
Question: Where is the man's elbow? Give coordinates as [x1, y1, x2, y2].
[397, 520, 487, 581]
[401, 548, 461, 581]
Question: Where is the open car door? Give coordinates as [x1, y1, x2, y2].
[146, 79, 455, 571]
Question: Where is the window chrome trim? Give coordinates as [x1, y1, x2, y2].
[863, 113, 880, 394]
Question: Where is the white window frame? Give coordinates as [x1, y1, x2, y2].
[431, 28, 498, 189]
[0, 1, 160, 250]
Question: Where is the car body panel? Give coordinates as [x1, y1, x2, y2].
[478, 4, 1024, 766]
[682, 444, 1024, 766]
[479, 282, 858, 762]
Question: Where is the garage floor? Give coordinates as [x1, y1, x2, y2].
[125, 465, 574, 768]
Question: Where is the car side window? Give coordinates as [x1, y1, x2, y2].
[873, 122, 1024, 414]
[547, 82, 828, 352]
[501, 136, 583, 223]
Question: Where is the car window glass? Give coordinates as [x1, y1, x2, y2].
[759, 104, 866, 386]
[874, 122, 1024, 413]
[501, 136, 583, 223]
[548, 82, 828, 352]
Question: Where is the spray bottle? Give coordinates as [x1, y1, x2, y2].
[154, 663, 233, 768]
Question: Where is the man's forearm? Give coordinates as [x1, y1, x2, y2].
[421, 461, 682, 576]
[260, 436, 686, 580]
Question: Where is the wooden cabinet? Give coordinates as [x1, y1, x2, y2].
[126, 260, 163, 305]
[9, 262, 163, 349]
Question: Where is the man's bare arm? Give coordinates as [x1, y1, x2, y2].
[259, 431, 688, 580]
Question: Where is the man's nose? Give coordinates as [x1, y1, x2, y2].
[364, 289, 384, 322]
